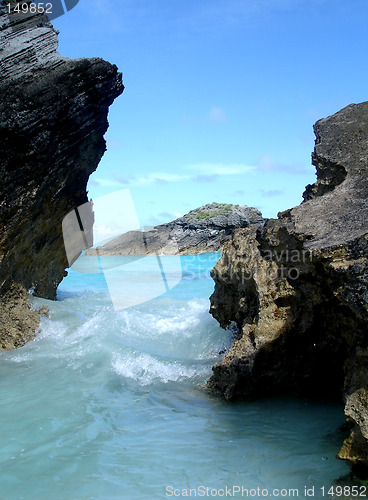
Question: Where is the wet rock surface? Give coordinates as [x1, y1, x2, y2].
[209, 102, 368, 471]
[0, 1, 123, 348]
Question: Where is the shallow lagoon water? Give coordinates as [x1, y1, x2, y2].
[0, 254, 350, 499]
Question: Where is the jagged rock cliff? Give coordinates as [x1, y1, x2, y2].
[86, 203, 264, 256]
[0, 1, 123, 348]
[209, 102, 368, 472]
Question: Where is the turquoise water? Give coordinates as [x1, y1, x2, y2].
[0, 253, 350, 499]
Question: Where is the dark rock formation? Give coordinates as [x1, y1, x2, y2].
[209, 102, 368, 472]
[86, 203, 264, 256]
[0, 1, 123, 348]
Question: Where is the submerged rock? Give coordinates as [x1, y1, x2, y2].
[209, 102, 368, 472]
[86, 203, 264, 256]
[0, 2, 123, 348]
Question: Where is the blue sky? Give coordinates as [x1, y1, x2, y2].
[53, 0, 368, 227]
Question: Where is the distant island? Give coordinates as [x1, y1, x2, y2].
[86, 203, 265, 256]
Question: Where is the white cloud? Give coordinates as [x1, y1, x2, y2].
[90, 178, 123, 188]
[192, 174, 219, 183]
[132, 172, 190, 185]
[185, 162, 255, 176]
[152, 173, 188, 183]
[256, 154, 309, 175]
[114, 173, 132, 184]
[88, 178, 101, 187]
[95, 172, 189, 188]
[92, 163, 254, 192]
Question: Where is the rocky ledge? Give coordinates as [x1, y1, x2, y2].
[0, 1, 123, 348]
[86, 203, 264, 256]
[209, 102, 368, 473]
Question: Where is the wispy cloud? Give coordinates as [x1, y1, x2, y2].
[97, 163, 255, 189]
[192, 174, 219, 183]
[185, 162, 255, 176]
[208, 106, 227, 123]
[93, 157, 300, 195]
[260, 189, 284, 197]
[89, 178, 123, 188]
[256, 154, 309, 175]
[112, 172, 190, 187]
[114, 173, 132, 184]
[148, 210, 183, 226]
[88, 178, 101, 187]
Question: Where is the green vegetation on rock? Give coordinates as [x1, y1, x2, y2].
[186, 203, 242, 221]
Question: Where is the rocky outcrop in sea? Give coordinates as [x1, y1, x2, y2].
[86, 203, 264, 256]
[209, 102, 368, 472]
[0, 1, 123, 348]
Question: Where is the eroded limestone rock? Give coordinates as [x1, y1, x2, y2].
[209, 102, 368, 471]
[0, 1, 123, 348]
